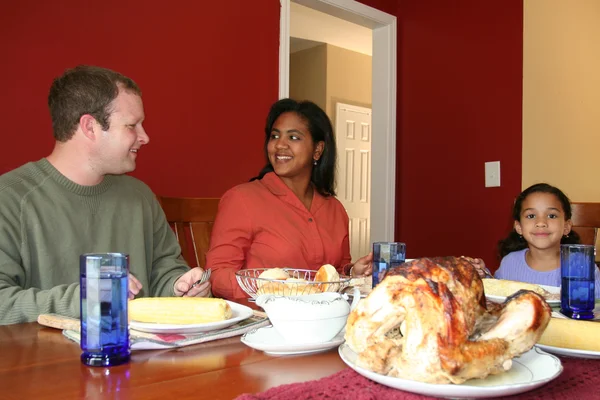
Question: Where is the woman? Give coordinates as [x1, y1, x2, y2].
[207, 99, 372, 301]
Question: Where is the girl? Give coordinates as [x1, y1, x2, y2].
[495, 183, 600, 297]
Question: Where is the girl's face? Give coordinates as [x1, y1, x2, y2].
[267, 112, 324, 181]
[514, 192, 572, 252]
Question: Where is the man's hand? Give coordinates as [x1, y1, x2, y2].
[128, 273, 143, 300]
[174, 267, 212, 297]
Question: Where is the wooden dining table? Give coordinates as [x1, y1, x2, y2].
[0, 321, 347, 399]
[5, 320, 600, 400]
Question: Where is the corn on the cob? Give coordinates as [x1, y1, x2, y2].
[482, 278, 548, 298]
[129, 297, 232, 324]
[538, 317, 600, 351]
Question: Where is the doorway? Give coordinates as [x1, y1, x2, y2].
[336, 103, 373, 261]
[279, 0, 397, 245]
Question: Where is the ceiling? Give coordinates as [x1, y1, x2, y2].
[290, 2, 372, 56]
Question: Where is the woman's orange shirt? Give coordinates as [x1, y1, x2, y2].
[207, 173, 351, 301]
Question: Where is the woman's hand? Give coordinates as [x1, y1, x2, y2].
[350, 252, 373, 277]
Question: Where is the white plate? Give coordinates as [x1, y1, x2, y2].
[129, 301, 253, 334]
[486, 284, 561, 306]
[241, 325, 345, 355]
[535, 344, 600, 359]
[339, 344, 562, 399]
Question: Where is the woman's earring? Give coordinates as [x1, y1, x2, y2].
[313, 159, 318, 166]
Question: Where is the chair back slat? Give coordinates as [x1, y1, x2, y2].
[159, 197, 220, 269]
[570, 202, 600, 248]
[190, 222, 213, 268]
[571, 227, 596, 246]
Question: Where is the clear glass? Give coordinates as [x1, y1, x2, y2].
[560, 244, 595, 320]
[372, 242, 406, 288]
[80, 253, 130, 367]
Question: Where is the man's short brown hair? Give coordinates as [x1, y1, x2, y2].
[48, 65, 141, 142]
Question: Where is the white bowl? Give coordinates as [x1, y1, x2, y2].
[256, 289, 360, 344]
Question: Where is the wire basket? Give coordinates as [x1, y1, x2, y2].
[235, 268, 351, 299]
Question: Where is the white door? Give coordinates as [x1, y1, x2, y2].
[335, 103, 372, 262]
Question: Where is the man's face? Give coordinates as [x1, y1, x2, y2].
[94, 88, 149, 175]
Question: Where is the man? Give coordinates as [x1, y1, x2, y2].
[0, 65, 210, 325]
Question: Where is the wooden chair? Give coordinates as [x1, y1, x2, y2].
[158, 196, 220, 269]
[570, 202, 600, 247]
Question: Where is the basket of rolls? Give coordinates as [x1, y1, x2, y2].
[235, 264, 351, 299]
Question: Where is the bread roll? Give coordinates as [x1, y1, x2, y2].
[285, 279, 322, 295]
[295, 284, 322, 295]
[315, 264, 339, 282]
[257, 279, 323, 296]
[285, 278, 307, 283]
[281, 278, 305, 296]
[315, 264, 340, 292]
[256, 268, 290, 287]
[257, 281, 288, 295]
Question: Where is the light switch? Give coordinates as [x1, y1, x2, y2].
[485, 161, 501, 187]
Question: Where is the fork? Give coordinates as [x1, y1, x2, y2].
[188, 269, 211, 292]
[460, 256, 494, 279]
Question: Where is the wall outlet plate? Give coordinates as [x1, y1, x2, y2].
[485, 161, 501, 187]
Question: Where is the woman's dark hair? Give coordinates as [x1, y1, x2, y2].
[251, 98, 337, 196]
[498, 183, 580, 259]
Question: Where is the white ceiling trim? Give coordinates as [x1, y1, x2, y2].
[291, 2, 372, 56]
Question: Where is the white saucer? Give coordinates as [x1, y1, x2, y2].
[241, 326, 345, 355]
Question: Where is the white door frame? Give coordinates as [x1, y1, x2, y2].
[336, 102, 373, 262]
[279, 0, 397, 243]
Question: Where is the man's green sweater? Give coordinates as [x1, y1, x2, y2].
[0, 159, 190, 325]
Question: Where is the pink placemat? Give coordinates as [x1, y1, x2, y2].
[236, 357, 600, 400]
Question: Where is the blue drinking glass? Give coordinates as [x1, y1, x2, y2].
[372, 242, 406, 288]
[80, 253, 130, 367]
[560, 244, 595, 320]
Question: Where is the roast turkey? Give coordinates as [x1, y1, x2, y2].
[344, 257, 551, 384]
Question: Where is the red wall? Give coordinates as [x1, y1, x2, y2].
[2, 0, 522, 270]
[0, 0, 279, 197]
[394, 0, 523, 269]
[359, 0, 398, 15]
